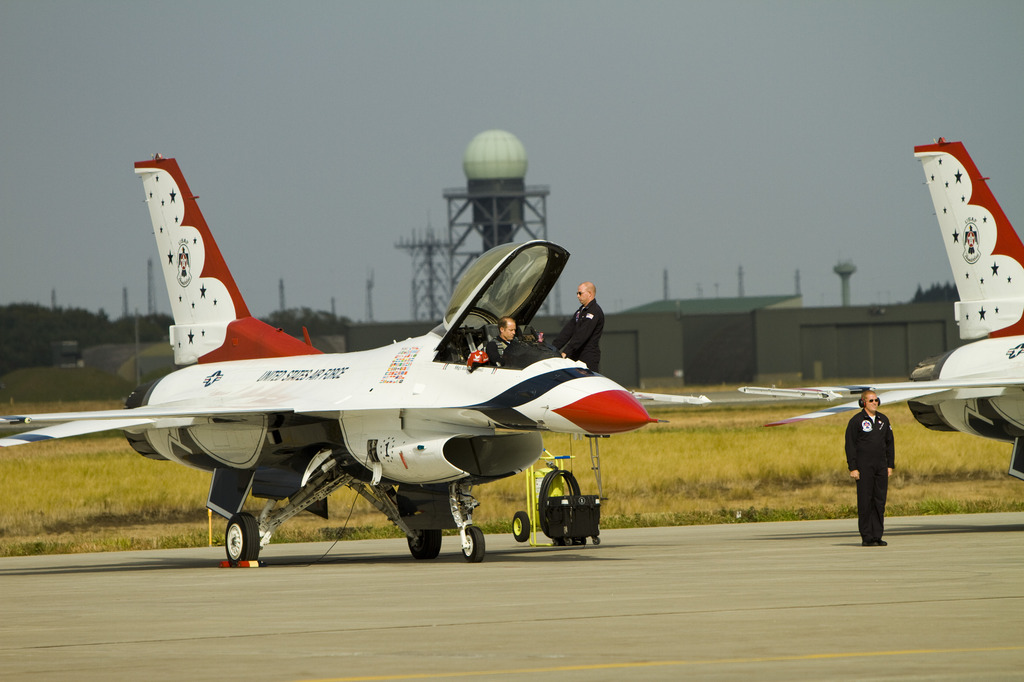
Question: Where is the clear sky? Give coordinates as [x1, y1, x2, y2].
[2, 1, 1022, 322]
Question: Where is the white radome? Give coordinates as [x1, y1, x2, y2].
[463, 129, 528, 180]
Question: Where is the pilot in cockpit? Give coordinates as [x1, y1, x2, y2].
[485, 316, 519, 366]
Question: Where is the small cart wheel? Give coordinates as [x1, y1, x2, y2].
[592, 536, 601, 545]
[512, 511, 530, 543]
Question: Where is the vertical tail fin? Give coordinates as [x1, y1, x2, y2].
[914, 139, 1024, 339]
[134, 157, 320, 364]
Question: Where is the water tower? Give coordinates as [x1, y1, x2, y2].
[443, 130, 550, 285]
[834, 260, 856, 306]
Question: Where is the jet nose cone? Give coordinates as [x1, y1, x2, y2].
[553, 389, 657, 434]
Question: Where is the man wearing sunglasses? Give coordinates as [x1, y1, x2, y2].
[551, 281, 604, 372]
[845, 390, 895, 546]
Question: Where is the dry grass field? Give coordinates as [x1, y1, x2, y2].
[1, 398, 1021, 556]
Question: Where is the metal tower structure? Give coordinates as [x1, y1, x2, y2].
[396, 227, 451, 321]
[365, 270, 374, 322]
[444, 130, 549, 289]
[399, 130, 552, 321]
[147, 258, 157, 315]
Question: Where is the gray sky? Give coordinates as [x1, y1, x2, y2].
[2, 1, 1022, 323]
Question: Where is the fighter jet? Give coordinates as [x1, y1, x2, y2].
[740, 139, 1024, 481]
[1, 157, 708, 563]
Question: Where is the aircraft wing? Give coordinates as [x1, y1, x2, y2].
[756, 388, 947, 426]
[1, 405, 268, 425]
[0, 404, 302, 449]
[631, 391, 711, 405]
[0, 418, 156, 447]
[739, 377, 1024, 426]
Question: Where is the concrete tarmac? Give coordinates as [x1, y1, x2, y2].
[0, 513, 1021, 681]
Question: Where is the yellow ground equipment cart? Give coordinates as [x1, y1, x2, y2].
[511, 443, 602, 547]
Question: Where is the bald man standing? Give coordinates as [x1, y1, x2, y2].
[552, 281, 604, 372]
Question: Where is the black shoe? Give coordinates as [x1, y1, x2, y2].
[862, 540, 877, 546]
[876, 540, 887, 546]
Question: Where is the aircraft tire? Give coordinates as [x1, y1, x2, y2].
[462, 526, 485, 563]
[225, 512, 260, 562]
[512, 511, 530, 542]
[407, 529, 442, 560]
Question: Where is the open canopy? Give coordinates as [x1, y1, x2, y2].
[434, 241, 569, 360]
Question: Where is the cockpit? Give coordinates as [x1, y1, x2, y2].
[432, 241, 569, 369]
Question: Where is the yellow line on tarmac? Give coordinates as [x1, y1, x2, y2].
[297, 645, 1024, 681]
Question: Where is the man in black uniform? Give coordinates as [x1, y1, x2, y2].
[845, 390, 894, 546]
[552, 281, 604, 372]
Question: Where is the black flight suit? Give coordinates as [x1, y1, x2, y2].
[552, 299, 604, 372]
[845, 407, 895, 544]
[485, 337, 519, 367]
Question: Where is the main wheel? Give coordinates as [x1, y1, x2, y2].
[462, 525, 485, 563]
[225, 512, 260, 562]
[407, 529, 442, 560]
[512, 511, 530, 543]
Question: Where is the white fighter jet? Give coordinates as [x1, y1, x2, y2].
[740, 139, 1024, 481]
[1, 157, 708, 563]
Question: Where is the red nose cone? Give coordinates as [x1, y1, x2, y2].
[552, 390, 657, 434]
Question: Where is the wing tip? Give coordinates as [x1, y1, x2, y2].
[765, 417, 806, 427]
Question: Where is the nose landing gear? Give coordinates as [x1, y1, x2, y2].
[450, 481, 485, 562]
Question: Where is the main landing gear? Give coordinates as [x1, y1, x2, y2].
[404, 481, 486, 562]
[225, 512, 260, 562]
[407, 529, 442, 560]
[219, 462, 488, 564]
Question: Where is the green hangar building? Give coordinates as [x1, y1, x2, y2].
[347, 296, 961, 389]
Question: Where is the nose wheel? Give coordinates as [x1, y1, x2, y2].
[461, 525, 485, 562]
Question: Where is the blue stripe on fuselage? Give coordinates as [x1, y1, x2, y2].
[469, 368, 595, 410]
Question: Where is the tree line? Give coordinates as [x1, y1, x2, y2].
[0, 304, 350, 376]
[911, 282, 958, 303]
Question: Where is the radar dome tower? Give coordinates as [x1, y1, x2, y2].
[444, 130, 550, 285]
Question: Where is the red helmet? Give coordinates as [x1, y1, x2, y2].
[467, 349, 489, 372]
